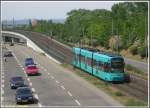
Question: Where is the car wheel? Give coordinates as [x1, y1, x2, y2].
[11, 86, 14, 89]
[16, 101, 20, 104]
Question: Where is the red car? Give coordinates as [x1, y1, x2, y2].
[25, 65, 38, 75]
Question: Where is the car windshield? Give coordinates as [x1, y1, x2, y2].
[12, 77, 23, 81]
[111, 58, 124, 72]
[17, 88, 31, 95]
[27, 58, 33, 60]
[28, 66, 36, 69]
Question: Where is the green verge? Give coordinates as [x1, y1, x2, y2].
[61, 63, 148, 106]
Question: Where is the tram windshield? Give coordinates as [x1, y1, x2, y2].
[111, 58, 124, 72]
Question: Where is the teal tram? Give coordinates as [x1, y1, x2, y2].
[72, 47, 126, 82]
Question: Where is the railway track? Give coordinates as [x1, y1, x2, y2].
[113, 77, 148, 101]
[13, 30, 148, 101]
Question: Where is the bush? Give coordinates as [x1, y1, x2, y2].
[129, 45, 138, 55]
[138, 45, 148, 58]
[115, 91, 125, 96]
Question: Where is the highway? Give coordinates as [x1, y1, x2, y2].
[124, 58, 148, 73]
[1, 44, 122, 107]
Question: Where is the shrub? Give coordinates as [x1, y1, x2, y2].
[115, 91, 125, 96]
[129, 45, 138, 55]
[138, 45, 148, 58]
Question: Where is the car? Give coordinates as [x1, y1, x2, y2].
[15, 87, 34, 104]
[4, 51, 13, 57]
[25, 65, 38, 75]
[25, 58, 34, 66]
[10, 76, 25, 89]
[10, 43, 14, 46]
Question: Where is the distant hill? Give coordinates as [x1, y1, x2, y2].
[2, 19, 30, 25]
[2, 19, 65, 25]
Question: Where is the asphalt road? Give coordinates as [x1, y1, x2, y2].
[124, 58, 148, 73]
[1, 44, 122, 107]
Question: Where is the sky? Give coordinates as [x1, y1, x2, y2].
[1, 1, 122, 20]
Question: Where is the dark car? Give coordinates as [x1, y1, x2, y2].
[4, 51, 13, 57]
[10, 43, 14, 46]
[10, 76, 25, 89]
[15, 87, 34, 104]
[25, 58, 34, 66]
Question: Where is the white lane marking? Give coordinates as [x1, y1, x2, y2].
[1, 84, 4, 88]
[29, 82, 33, 86]
[61, 85, 65, 90]
[1, 89, 4, 95]
[51, 76, 55, 79]
[56, 80, 60, 84]
[75, 99, 81, 106]
[34, 94, 39, 100]
[27, 78, 30, 82]
[1, 79, 4, 83]
[19, 63, 21, 66]
[1, 97, 4, 101]
[47, 73, 50, 75]
[38, 103, 42, 107]
[32, 88, 36, 92]
[24, 71, 26, 74]
[67, 91, 73, 97]
[1, 75, 4, 79]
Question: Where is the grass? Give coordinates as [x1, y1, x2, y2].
[40, 53, 46, 56]
[114, 91, 125, 96]
[125, 99, 147, 106]
[61, 63, 69, 68]
[61, 64, 148, 106]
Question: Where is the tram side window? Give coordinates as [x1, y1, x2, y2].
[87, 57, 92, 66]
[93, 60, 98, 69]
[98, 61, 104, 71]
[75, 54, 79, 62]
[73, 52, 76, 61]
[103, 63, 111, 72]
[80, 55, 85, 63]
